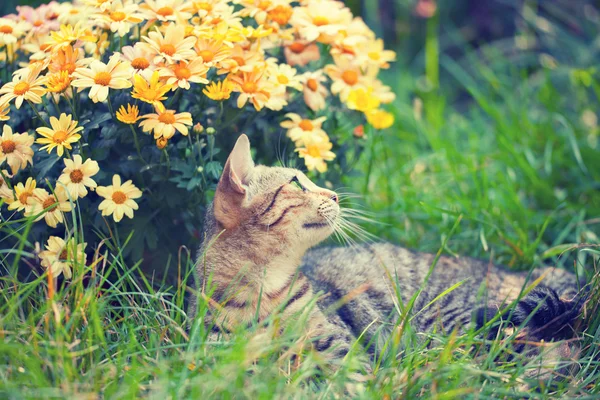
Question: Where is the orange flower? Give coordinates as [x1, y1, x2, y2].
[229, 67, 271, 111]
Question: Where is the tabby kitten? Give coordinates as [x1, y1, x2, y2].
[191, 134, 586, 365]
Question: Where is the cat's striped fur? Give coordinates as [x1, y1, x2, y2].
[191, 135, 587, 369]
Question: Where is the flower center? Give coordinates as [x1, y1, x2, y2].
[94, 71, 112, 86]
[158, 112, 176, 124]
[141, 88, 159, 100]
[268, 5, 293, 25]
[131, 57, 150, 70]
[18, 192, 31, 205]
[288, 42, 305, 53]
[198, 50, 214, 62]
[53, 130, 69, 144]
[13, 82, 30, 96]
[174, 64, 191, 80]
[232, 56, 245, 66]
[112, 191, 127, 204]
[59, 249, 68, 260]
[299, 119, 314, 131]
[312, 16, 329, 26]
[110, 11, 126, 21]
[368, 51, 381, 61]
[1, 140, 16, 154]
[342, 70, 358, 86]
[156, 6, 174, 17]
[62, 62, 76, 74]
[33, 20, 44, 27]
[0, 25, 13, 34]
[277, 74, 289, 85]
[70, 169, 84, 183]
[241, 81, 257, 93]
[160, 44, 176, 56]
[307, 78, 318, 92]
[43, 197, 57, 211]
[307, 145, 321, 158]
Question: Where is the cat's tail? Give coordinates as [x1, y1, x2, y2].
[477, 286, 588, 340]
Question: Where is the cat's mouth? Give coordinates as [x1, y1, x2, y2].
[302, 222, 330, 229]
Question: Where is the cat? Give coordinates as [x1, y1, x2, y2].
[190, 134, 587, 372]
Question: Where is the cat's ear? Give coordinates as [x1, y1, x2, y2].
[213, 134, 254, 228]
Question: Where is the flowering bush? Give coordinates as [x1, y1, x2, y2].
[0, 0, 395, 273]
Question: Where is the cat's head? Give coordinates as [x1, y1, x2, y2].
[207, 134, 339, 250]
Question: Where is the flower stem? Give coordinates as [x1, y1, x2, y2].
[66, 94, 78, 120]
[0, 169, 13, 192]
[129, 124, 147, 164]
[27, 100, 49, 127]
[106, 95, 116, 120]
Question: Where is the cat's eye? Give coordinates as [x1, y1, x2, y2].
[289, 176, 305, 191]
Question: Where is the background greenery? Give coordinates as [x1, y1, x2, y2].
[1, 0, 599, 398]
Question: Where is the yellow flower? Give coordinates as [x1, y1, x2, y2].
[291, 2, 353, 43]
[45, 71, 73, 94]
[36, 113, 83, 157]
[139, 107, 193, 139]
[229, 67, 271, 111]
[203, 79, 233, 101]
[366, 109, 395, 130]
[57, 155, 100, 198]
[48, 45, 87, 75]
[131, 71, 171, 109]
[0, 101, 9, 121]
[48, 23, 97, 51]
[8, 177, 36, 212]
[116, 104, 140, 124]
[39, 236, 87, 280]
[280, 113, 328, 146]
[97, 174, 142, 222]
[0, 64, 47, 109]
[295, 136, 336, 173]
[324, 56, 366, 101]
[267, 60, 303, 91]
[72, 54, 133, 103]
[357, 38, 396, 70]
[194, 39, 232, 68]
[29, 187, 73, 228]
[140, 24, 197, 65]
[159, 58, 210, 90]
[121, 44, 156, 74]
[95, 0, 145, 37]
[140, 0, 192, 24]
[0, 18, 31, 46]
[0, 125, 34, 175]
[346, 87, 380, 113]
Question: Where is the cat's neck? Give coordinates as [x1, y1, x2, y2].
[197, 227, 309, 298]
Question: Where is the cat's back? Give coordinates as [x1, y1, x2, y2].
[301, 242, 492, 304]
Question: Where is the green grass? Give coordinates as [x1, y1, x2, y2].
[2, 2, 600, 398]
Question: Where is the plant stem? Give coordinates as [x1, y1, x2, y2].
[106, 96, 116, 120]
[362, 126, 378, 195]
[129, 124, 147, 164]
[27, 100, 49, 127]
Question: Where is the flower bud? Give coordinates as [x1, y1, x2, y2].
[206, 127, 216, 135]
[156, 137, 168, 149]
[193, 122, 204, 134]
